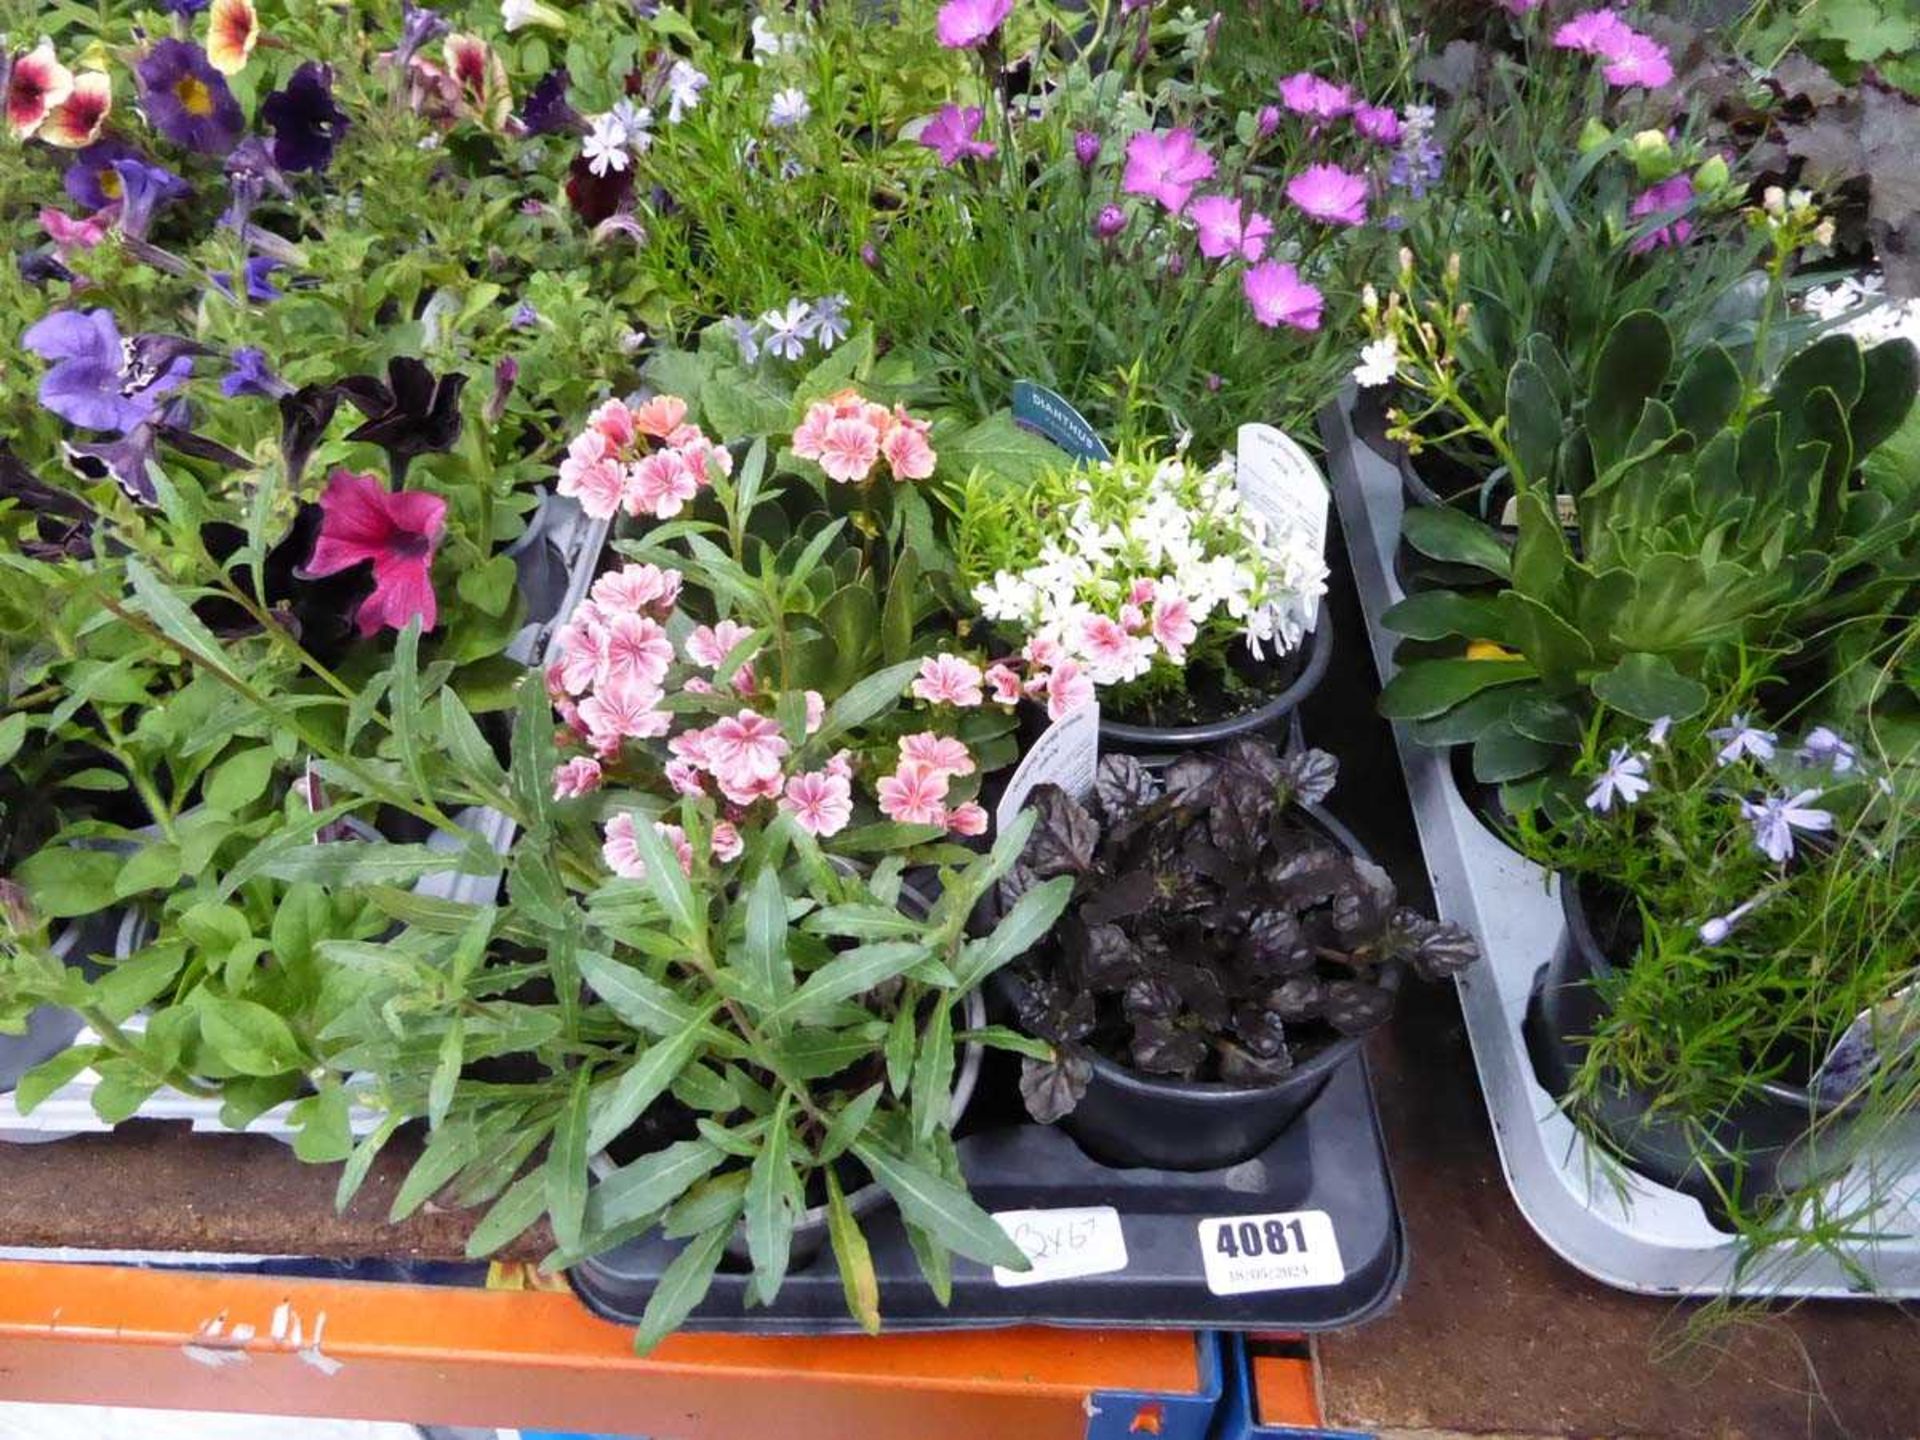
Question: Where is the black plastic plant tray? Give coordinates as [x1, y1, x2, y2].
[569, 1045, 1405, 1334]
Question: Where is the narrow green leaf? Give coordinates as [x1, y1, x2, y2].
[852, 1140, 1027, 1270]
[546, 1068, 592, 1253]
[588, 1137, 726, 1233]
[737, 864, 795, 1009]
[337, 1115, 401, 1213]
[744, 1096, 796, 1305]
[390, 1118, 481, 1221]
[260, 841, 498, 886]
[123, 557, 239, 678]
[586, 1016, 710, 1153]
[775, 941, 930, 1022]
[428, 1018, 464, 1130]
[634, 1220, 734, 1355]
[628, 812, 703, 944]
[912, 998, 956, 1143]
[466, 1168, 549, 1258]
[811, 658, 923, 749]
[817, 1081, 884, 1166]
[578, 950, 698, 1036]
[952, 876, 1072, 990]
[827, 1172, 882, 1335]
[439, 687, 509, 790]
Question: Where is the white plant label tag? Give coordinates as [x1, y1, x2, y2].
[1197, 1210, 1345, 1296]
[994, 700, 1100, 833]
[1236, 423, 1329, 627]
[991, 1206, 1129, 1288]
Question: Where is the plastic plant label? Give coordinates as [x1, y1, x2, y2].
[1235, 423, 1328, 627]
[994, 700, 1101, 833]
[1013, 381, 1112, 462]
[990, 1206, 1129, 1288]
[1497, 493, 1580, 528]
[1197, 1210, 1344, 1296]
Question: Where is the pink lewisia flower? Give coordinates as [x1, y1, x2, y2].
[718, 767, 783, 808]
[818, 417, 882, 483]
[877, 761, 949, 825]
[1629, 174, 1694, 254]
[882, 415, 937, 480]
[984, 663, 1025, 705]
[805, 690, 825, 734]
[1243, 261, 1325, 331]
[1046, 660, 1094, 721]
[710, 821, 744, 862]
[301, 469, 447, 635]
[913, 653, 985, 707]
[602, 612, 675, 689]
[947, 801, 989, 837]
[782, 769, 853, 837]
[589, 398, 637, 450]
[901, 732, 975, 778]
[678, 435, 733, 485]
[936, 0, 1013, 48]
[1122, 128, 1215, 214]
[708, 710, 789, 784]
[1188, 194, 1273, 262]
[686, 618, 755, 670]
[1286, 163, 1368, 226]
[554, 621, 605, 694]
[578, 679, 670, 744]
[625, 449, 699, 518]
[1276, 72, 1352, 122]
[1152, 595, 1198, 662]
[591, 562, 680, 614]
[920, 104, 996, 166]
[1352, 103, 1401, 145]
[632, 394, 689, 439]
[603, 815, 692, 880]
[551, 756, 603, 799]
[664, 759, 706, 796]
[558, 432, 624, 519]
[1081, 615, 1140, 668]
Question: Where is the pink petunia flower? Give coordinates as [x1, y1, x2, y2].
[912, 653, 984, 707]
[1276, 72, 1352, 122]
[1189, 194, 1273, 262]
[877, 761, 949, 826]
[625, 449, 700, 518]
[1243, 261, 1324, 331]
[710, 820, 744, 862]
[946, 801, 989, 837]
[1352, 103, 1401, 145]
[936, 0, 1012, 48]
[1081, 615, 1140, 667]
[300, 469, 447, 635]
[1023, 634, 1064, 670]
[781, 769, 853, 837]
[984, 662, 1025, 706]
[1151, 594, 1198, 663]
[818, 416, 882, 483]
[708, 710, 790, 784]
[919, 104, 996, 166]
[1118, 602, 1146, 632]
[40, 206, 109, 257]
[900, 731, 975, 778]
[1045, 660, 1094, 721]
[1628, 174, 1694, 254]
[1122, 128, 1216, 214]
[551, 756, 603, 800]
[1285, 163, 1368, 226]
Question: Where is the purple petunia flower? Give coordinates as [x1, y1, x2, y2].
[109, 157, 191, 240]
[1243, 261, 1323, 331]
[1352, 103, 1402, 145]
[261, 62, 350, 173]
[919, 104, 995, 166]
[221, 136, 292, 235]
[520, 67, 578, 136]
[1188, 194, 1272, 262]
[1122, 128, 1214, 214]
[1277, 72, 1352, 122]
[1741, 789, 1833, 864]
[64, 138, 143, 211]
[1286, 163, 1368, 226]
[211, 256, 285, 304]
[396, 2, 451, 69]
[936, 0, 1013, 49]
[1628, 174, 1694, 254]
[23, 310, 197, 434]
[221, 347, 290, 399]
[136, 39, 244, 155]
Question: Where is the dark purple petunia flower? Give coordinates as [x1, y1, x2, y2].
[23, 310, 199, 434]
[18, 250, 74, 287]
[221, 135, 292, 233]
[222, 347, 291, 399]
[136, 39, 244, 155]
[110, 157, 191, 240]
[210, 256, 285, 304]
[261, 63, 349, 173]
[61, 420, 164, 504]
[65, 138, 146, 210]
[520, 68, 579, 136]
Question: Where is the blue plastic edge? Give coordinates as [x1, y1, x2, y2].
[1084, 1330, 1224, 1440]
[1211, 1334, 1376, 1440]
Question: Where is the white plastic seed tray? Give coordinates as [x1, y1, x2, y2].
[1319, 392, 1920, 1299]
[1, 496, 612, 1146]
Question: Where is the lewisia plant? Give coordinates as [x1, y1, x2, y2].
[556, 394, 734, 521]
[958, 449, 1328, 717]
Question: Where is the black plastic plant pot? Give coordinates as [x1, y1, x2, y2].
[1395, 444, 1513, 528]
[997, 804, 1398, 1173]
[1525, 873, 1849, 1212]
[1099, 610, 1335, 757]
[1447, 743, 1523, 852]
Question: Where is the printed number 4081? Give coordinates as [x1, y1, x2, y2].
[1214, 1217, 1308, 1260]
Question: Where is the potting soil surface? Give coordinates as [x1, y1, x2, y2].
[0, 530, 1916, 1437]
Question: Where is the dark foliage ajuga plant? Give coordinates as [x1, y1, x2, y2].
[1005, 741, 1480, 1123]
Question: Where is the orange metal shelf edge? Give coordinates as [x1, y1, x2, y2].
[0, 1259, 1200, 1439]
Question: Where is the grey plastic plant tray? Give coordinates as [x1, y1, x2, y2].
[0, 494, 611, 1145]
[1318, 392, 1920, 1300]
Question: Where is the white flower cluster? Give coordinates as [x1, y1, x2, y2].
[1803, 272, 1920, 350]
[971, 452, 1327, 690]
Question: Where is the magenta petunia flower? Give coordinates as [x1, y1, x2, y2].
[300, 468, 448, 635]
[1188, 194, 1272, 262]
[1276, 71, 1352, 122]
[937, 0, 1013, 48]
[1285, 163, 1368, 226]
[1352, 102, 1401, 145]
[1628, 174, 1694, 254]
[1122, 128, 1215, 214]
[1243, 261, 1324, 331]
[919, 103, 996, 166]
